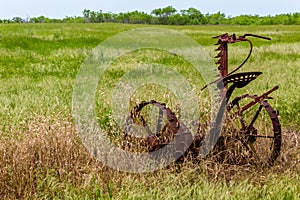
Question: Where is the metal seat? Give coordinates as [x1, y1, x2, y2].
[218, 72, 262, 88]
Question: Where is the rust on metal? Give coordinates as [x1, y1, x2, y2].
[122, 33, 282, 166]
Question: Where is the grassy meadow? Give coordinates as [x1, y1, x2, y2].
[0, 23, 299, 199]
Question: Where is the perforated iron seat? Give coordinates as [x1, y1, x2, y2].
[218, 72, 262, 88]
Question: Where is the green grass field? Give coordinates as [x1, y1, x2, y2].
[0, 23, 299, 199]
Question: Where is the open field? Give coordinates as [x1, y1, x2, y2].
[0, 23, 299, 199]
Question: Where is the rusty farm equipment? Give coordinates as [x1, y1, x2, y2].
[122, 33, 282, 166]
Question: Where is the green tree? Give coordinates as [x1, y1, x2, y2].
[90, 11, 98, 22]
[294, 13, 300, 25]
[12, 17, 24, 23]
[82, 9, 91, 22]
[181, 7, 206, 25]
[229, 15, 259, 25]
[63, 16, 83, 23]
[151, 6, 176, 24]
[96, 11, 104, 22]
[259, 15, 274, 25]
[30, 16, 47, 23]
[169, 13, 185, 25]
[206, 12, 226, 24]
[102, 12, 114, 22]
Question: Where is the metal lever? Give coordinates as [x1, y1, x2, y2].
[243, 34, 271, 41]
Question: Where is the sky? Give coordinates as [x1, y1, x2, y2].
[0, 0, 299, 19]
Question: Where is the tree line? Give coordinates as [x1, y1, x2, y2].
[2, 6, 300, 25]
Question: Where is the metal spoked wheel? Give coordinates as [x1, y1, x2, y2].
[216, 95, 282, 166]
[122, 100, 193, 161]
[122, 100, 179, 152]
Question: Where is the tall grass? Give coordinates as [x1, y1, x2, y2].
[0, 114, 298, 199]
[0, 23, 299, 199]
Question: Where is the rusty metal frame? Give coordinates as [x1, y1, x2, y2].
[123, 33, 282, 166]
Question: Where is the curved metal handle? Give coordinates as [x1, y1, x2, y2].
[227, 39, 253, 76]
[243, 34, 271, 41]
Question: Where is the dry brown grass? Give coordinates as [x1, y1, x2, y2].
[0, 114, 124, 199]
[0, 114, 299, 199]
[276, 128, 300, 172]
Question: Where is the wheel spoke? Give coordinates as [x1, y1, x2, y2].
[139, 115, 154, 136]
[248, 105, 263, 129]
[144, 124, 154, 136]
[239, 137, 260, 162]
[156, 108, 164, 134]
[224, 95, 281, 166]
[123, 100, 181, 154]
